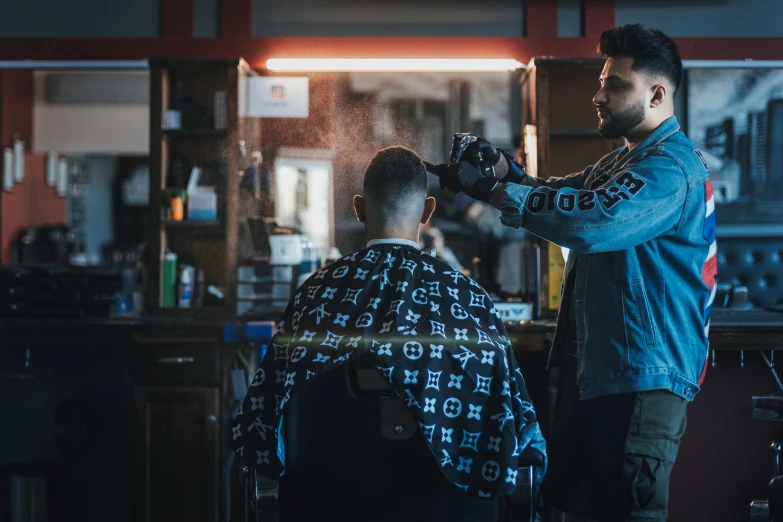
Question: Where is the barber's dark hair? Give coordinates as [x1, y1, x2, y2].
[363, 146, 427, 214]
[597, 24, 682, 95]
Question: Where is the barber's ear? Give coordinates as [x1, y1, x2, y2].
[650, 84, 667, 108]
[421, 197, 436, 225]
[353, 195, 366, 224]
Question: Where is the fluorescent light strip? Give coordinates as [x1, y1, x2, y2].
[266, 58, 524, 72]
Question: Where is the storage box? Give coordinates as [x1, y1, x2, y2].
[187, 187, 217, 221]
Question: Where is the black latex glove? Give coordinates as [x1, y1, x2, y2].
[450, 132, 529, 184]
[450, 133, 501, 169]
[424, 161, 499, 203]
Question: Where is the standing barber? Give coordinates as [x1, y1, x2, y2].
[427, 24, 717, 522]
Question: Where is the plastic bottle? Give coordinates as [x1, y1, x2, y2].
[194, 269, 205, 307]
[171, 196, 184, 221]
[162, 252, 177, 307]
[179, 265, 194, 308]
[299, 240, 313, 274]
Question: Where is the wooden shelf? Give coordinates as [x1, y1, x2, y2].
[147, 58, 257, 315]
[521, 59, 616, 319]
[162, 220, 220, 228]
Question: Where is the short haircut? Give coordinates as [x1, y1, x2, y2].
[363, 146, 427, 220]
[597, 24, 683, 95]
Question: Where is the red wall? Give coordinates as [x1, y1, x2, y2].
[0, 71, 66, 264]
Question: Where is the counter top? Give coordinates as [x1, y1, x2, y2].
[2, 308, 782, 329]
[0, 307, 262, 329]
[1, 309, 781, 351]
[709, 308, 783, 327]
[503, 309, 783, 352]
[504, 309, 783, 329]
[0, 316, 225, 329]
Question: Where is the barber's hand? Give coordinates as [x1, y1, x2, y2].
[451, 132, 531, 184]
[450, 133, 501, 172]
[424, 161, 499, 203]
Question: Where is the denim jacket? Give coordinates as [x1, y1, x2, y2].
[499, 117, 717, 401]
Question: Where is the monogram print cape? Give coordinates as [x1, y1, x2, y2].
[231, 243, 547, 499]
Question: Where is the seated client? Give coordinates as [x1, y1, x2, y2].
[231, 146, 547, 503]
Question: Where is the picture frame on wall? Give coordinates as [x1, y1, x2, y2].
[686, 62, 783, 228]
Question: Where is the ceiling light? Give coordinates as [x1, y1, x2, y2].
[266, 58, 524, 72]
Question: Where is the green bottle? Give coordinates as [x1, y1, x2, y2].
[162, 252, 177, 307]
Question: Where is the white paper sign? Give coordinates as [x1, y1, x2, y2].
[56, 158, 68, 197]
[246, 77, 309, 118]
[13, 139, 24, 182]
[2, 148, 13, 192]
[47, 152, 58, 186]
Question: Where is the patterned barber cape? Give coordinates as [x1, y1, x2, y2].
[231, 242, 547, 499]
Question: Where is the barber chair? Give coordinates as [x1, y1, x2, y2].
[721, 234, 783, 521]
[750, 395, 783, 521]
[242, 357, 536, 522]
[715, 235, 783, 310]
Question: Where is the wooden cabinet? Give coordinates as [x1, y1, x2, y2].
[132, 329, 223, 522]
[132, 334, 221, 387]
[520, 57, 624, 317]
[0, 324, 230, 522]
[146, 58, 261, 314]
[135, 387, 220, 522]
[520, 57, 622, 180]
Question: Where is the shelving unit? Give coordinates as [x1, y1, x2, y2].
[520, 57, 624, 318]
[146, 58, 261, 315]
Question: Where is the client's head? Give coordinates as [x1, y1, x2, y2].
[353, 146, 436, 242]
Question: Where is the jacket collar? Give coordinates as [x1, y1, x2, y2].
[634, 115, 680, 151]
[616, 115, 680, 168]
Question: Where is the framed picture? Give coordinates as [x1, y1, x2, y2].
[687, 64, 783, 229]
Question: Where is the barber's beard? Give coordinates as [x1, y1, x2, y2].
[597, 100, 646, 140]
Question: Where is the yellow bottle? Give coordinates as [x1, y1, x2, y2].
[171, 196, 184, 221]
[547, 242, 566, 310]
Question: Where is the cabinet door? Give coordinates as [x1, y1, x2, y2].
[135, 387, 219, 522]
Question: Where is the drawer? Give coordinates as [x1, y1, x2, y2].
[0, 342, 130, 385]
[132, 334, 219, 386]
[0, 344, 31, 377]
